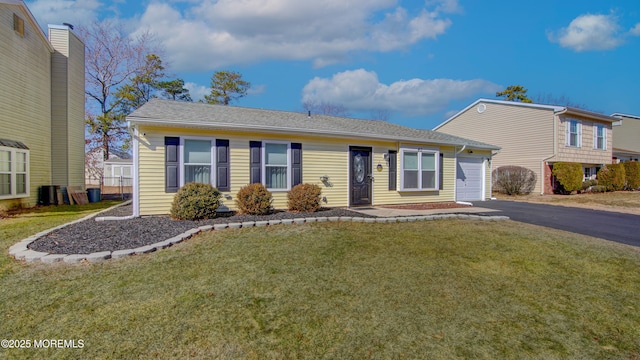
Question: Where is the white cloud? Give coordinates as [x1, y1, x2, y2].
[630, 23, 640, 36]
[132, 0, 457, 71]
[427, 0, 463, 14]
[184, 82, 209, 102]
[549, 14, 623, 51]
[26, 0, 102, 28]
[301, 69, 500, 117]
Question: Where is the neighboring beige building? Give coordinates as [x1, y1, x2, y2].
[127, 100, 499, 216]
[0, 0, 85, 209]
[434, 99, 617, 194]
[611, 113, 640, 162]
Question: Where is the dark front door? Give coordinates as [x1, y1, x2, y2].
[350, 147, 372, 206]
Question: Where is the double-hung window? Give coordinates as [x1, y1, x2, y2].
[400, 148, 438, 191]
[165, 137, 229, 193]
[183, 139, 213, 185]
[0, 145, 29, 199]
[249, 141, 302, 191]
[566, 119, 582, 147]
[594, 124, 606, 150]
[263, 142, 290, 190]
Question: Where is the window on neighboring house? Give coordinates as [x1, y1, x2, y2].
[567, 120, 582, 147]
[400, 148, 439, 191]
[594, 124, 606, 150]
[264, 142, 289, 190]
[0, 146, 29, 198]
[13, 14, 24, 37]
[566, 119, 582, 147]
[183, 139, 213, 184]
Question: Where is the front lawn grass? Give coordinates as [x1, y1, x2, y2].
[1, 218, 639, 358]
[500, 191, 640, 210]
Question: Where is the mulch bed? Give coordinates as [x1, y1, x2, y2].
[27, 204, 375, 255]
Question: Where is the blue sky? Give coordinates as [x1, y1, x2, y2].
[27, 0, 640, 130]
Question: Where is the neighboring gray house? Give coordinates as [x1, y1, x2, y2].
[611, 113, 640, 162]
[435, 99, 618, 194]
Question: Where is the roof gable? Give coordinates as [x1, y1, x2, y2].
[435, 98, 618, 130]
[128, 99, 499, 150]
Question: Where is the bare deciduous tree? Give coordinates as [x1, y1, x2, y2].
[302, 100, 351, 117]
[79, 21, 160, 160]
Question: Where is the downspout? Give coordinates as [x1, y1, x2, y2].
[131, 122, 140, 217]
[541, 110, 561, 195]
[489, 149, 501, 200]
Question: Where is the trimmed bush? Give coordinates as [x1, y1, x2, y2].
[235, 183, 273, 215]
[288, 183, 322, 212]
[597, 164, 626, 192]
[581, 179, 598, 193]
[552, 162, 583, 194]
[623, 162, 640, 190]
[492, 166, 536, 195]
[170, 182, 221, 220]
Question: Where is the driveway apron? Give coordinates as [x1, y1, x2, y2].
[474, 200, 640, 247]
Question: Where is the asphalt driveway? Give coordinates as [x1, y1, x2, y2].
[473, 200, 640, 247]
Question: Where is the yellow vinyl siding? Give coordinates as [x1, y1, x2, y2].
[0, 4, 52, 208]
[438, 102, 557, 194]
[49, 26, 86, 187]
[137, 126, 462, 215]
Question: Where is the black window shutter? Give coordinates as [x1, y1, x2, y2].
[249, 141, 262, 184]
[291, 143, 302, 187]
[439, 153, 444, 190]
[216, 139, 230, 191]
[165, 137, 180, 193]
[388, 150, 397, 191]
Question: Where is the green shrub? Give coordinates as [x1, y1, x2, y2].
[597, 164, 626, 192]
[552, 162, 583, 194]
[623, 162, 640, 190]
[492, 166, 536, 195]
[590, 185, 607, 193]
[235, 183, 273, 215]
[288, 183, 322, 212]
[581, 179, 598, 192]
[170, 182, 221, 220]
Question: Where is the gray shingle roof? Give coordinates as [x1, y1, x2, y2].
[128, 99, 499, 150]
[0, 139, 29, 150]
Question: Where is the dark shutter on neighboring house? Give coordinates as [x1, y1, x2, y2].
[249, 141, 262, 183]
[216, 139, 230, 191]
[388, 150, 397, 191]
[439, 153, 444, 190]
[291, 143, 302, 187]
[165, 137, 180, 193]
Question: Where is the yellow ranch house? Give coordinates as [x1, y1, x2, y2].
[127, 99, 500, 216]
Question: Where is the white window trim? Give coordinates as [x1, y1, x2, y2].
[399, 147, 439, 191]
[0, 146, 29, 199]
[261, 140, 291, 192]
[179, 137, 216, 187]
[593, 124, 606, 150]
[565, 119, 582, 148]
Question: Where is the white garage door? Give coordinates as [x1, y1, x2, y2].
[456, 157, 484, 202]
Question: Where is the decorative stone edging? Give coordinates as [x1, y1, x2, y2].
[8, 206, 509, 264]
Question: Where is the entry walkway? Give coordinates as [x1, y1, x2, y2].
[349, 206, 499, 218]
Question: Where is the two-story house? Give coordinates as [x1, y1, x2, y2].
[611, 113, 640, 162]
[434, 99, 617, 195]
[0, 0, 85, 210]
